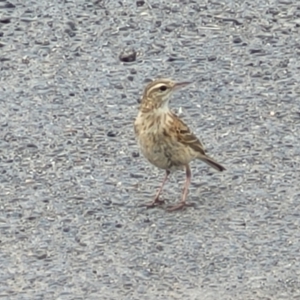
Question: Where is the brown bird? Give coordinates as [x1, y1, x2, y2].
[134, 79, 225, 211]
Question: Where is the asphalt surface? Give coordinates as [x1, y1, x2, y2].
[1, 0, 300, 299]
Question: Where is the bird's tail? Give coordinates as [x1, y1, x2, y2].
[198, 154, 226, 172]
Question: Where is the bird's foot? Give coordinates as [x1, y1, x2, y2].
[144, 197, 165, 208]
[167, 201, 195, 212]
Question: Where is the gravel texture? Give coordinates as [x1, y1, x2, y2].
[1, 0, 300, 299]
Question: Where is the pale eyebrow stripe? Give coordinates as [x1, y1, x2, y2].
[147, 82, 167, 96]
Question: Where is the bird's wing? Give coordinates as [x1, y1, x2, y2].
[171, 113, 206, 156]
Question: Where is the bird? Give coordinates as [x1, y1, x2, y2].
[134, 79, 225, 211]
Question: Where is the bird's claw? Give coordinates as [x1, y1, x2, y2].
[167, 201, 195, 211]
[144, 198, 165, 208]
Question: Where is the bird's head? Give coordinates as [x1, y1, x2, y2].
[140, 79, 191, 111]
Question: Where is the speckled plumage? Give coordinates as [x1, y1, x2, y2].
[134, 79, 225, 210]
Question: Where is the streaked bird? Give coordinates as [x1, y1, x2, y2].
[134, 79, 225, 211]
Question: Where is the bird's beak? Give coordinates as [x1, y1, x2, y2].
[173, 81, 192, 90]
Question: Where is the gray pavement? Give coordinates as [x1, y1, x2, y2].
[0, 0, 300, 299]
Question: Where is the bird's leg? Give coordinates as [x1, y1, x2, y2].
[145, 170, 170, 208]
[167, 165, 194, 211]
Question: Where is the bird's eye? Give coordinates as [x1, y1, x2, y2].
[159, 85, 167, 92]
